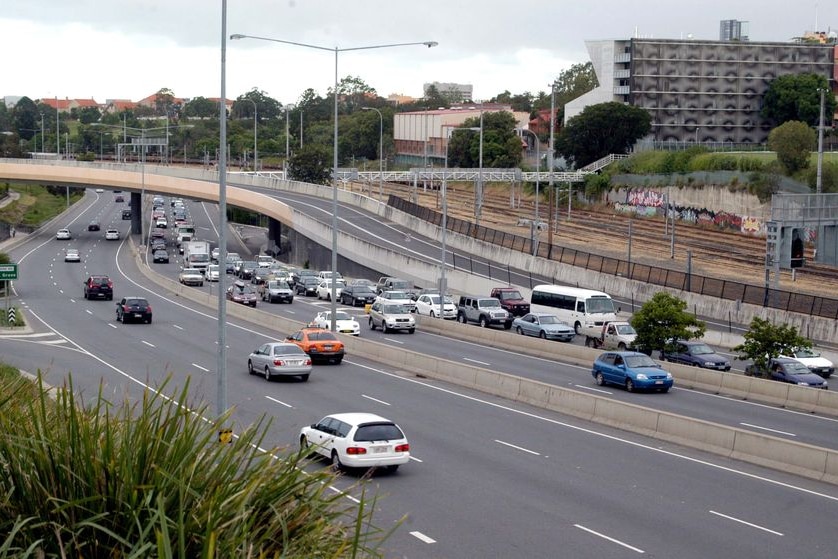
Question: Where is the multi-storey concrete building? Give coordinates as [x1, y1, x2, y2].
[566, 38, 837, 144]
[423, 82, 474, 103]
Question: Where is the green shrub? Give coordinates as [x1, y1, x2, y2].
[584, 172, 611, 199]
[747, 172, 781, 203]
[802, 161, 838, 193]
[0, 374, 387, 558]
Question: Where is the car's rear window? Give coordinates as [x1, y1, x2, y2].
[126, 299, 147, 306]
[354, 423, 404, 442]
[273, 345, 304, 356]
[309, 332, 338, 341]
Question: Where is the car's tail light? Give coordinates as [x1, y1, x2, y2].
[395, 444, 410, 453]
[304, 358, 312, 365]
[146, 304, 152, 313]
[107, 280, 113, 288]
[273, 359, 285, 366]
[346, 447, 367, 455]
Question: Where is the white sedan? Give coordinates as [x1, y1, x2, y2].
[56, 228, 72, 240]
[308, 310, 360, 336]
[178, 267, 204, 286]
[64, 248, 81, 262]
[414, 294, 457, 319]
[300, 412, 410, 472]
[316, 280, 345, 301]
[105, 229, 120, 240]
[205, 264, 221, 282]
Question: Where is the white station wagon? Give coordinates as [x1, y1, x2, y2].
[300, 412, 410, 472]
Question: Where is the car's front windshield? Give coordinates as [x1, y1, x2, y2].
[586, 296, 615, 314]
[787, 362, 811, 375]
[480, 299, 501, 308]
[690, 344, 714, 355]
[387, 291, 408, 300]
[383, 304, 406, 314]
[499, 291, 523, 301]
[624, 355, 658, 368]
[795, 349, 819, 358]
[539, 315, 560, 324]
[616, 324, 636, 335]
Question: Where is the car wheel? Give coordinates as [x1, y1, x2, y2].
[539, 330, 547, 339]
[382, 323, 389, 333]
[248, 360, 255, 375]
[369, 317, 376, 330]
[574, 322, 582, 335]
[300, 374, 309, 382]
[660, 387, 670, 393]
[514, 326, 524, 335]
[331, 450, 343, 471]
[618, 342, 626, 351]
[479, 316, 488, 328]
[408, 328, 415, 334]
[626, 378, 635, 393]
[384, 465, 399, 473]
[300, 435, 313, 457]
[199, 282, 204, 287]
[429, 310, 435, 318]
[595, 372, 606, 386]
[334, 357, 343, 365]
[146, 316, 152, 324]
[264, 366, 271, 381]
[503, 321, 512, 330]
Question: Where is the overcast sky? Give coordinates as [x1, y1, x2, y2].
[2, 1, 835, 106]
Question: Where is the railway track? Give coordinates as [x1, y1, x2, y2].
[378, 180, 838, 296]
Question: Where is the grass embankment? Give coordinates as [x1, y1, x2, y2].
[0, 367, 387, 557]
[0, 183, 84, 227]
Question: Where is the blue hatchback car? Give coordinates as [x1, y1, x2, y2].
[592, 351, 674, 393]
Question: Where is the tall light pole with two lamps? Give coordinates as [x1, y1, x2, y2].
[241, 98, 258, 171]
[230, 33, 437, 331]
[361, 106, 384, 200]
[519, 128, 541, 256]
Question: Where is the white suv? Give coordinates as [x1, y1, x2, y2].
[368, 301, 415, 334]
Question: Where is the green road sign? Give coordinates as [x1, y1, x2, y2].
[0, 264, 18, 281]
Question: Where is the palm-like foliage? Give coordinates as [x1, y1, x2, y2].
[0, 371, 386, 558]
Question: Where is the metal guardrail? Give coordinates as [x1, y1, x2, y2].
[389, 196, 838, 320]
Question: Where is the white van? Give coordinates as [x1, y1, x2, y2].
[530, 285, 617, 336]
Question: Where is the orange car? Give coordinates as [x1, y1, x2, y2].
[285, 327, 345, 364]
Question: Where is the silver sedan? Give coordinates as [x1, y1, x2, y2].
[248, 342, 312, 381]
[512, 313, 575, 342]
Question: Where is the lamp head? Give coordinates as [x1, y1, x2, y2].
[230, 34, 246, 40]
[424, 41, 438, 48]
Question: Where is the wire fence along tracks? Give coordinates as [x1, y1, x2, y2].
[389, 196, 838, 320]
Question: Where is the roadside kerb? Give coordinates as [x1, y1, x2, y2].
[415, 314, 838, 416]
[131, 241, 838, 485]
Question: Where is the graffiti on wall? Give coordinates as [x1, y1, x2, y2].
[615, 188, 766, 235]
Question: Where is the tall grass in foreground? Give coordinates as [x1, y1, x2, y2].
[0, 372, 388, 558]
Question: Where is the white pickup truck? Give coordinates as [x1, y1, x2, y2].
[584, 321, 637, 350]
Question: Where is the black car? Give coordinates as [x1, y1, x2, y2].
[152, 249, 169, 263]
[661, 340, 731, 371]
[83, 275, 113, 300]
[294, 276, 319, 296]
[121, 209, 132, 220]
[340, 284, 377, 307]
[116, 296, 153, 324]
[88, 220, 101, 231]
[237, 261, 258, 280]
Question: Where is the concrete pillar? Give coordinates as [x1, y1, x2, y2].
[130, 192, 142, 236]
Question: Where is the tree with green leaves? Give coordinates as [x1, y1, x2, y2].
[446, 111, 522, 168]
[761, 73, 836, 126]
[630, 292, 706, 357]
[288, 144, 332, 185]
[555, 102, 651, 169]
[733, 317, 811, 372]
[11, 97, 39, 141]
[182, 97, 217, 119]
[767, 120, 815, 174]
[552, 62, 598, 109]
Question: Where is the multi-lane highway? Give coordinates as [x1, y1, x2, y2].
[2, 188, 838, 558]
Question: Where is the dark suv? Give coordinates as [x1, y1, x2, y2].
[116, 296, 153, 324]
[84, 275, 113, 300]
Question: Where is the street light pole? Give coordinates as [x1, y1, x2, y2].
[362, 107, 384, 200]
[520, 129, 540, 255]
[230, 33, 437, 331]
[549, 81, 557, 235]
[217, 0, 230, 419]
[477, 108, 484, 226]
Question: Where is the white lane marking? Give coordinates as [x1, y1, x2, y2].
[108, 323, 117, 329]
[58, 290, 63, 294]
[739, 423, 797, 437]
[286, 310, 296, 314]
[192, 363, 210, 372]
[141, 340, 155, 347]
[410, 531, 436, 544]
[361, 394, 391, 406]
[495, 439, 540, 456]
[409, 455, 423, 463]
[173, 324, 184, 330]
[709, 510, 784, 536]
[463, 357, 490, 366]
[384, 337, 404, 344]
[347, 359, 838, 504]
[574, 524, 644, 553]
[85, 309, 93, 315]
[0, 332, 56, 338]
[575, 384, 613, 395]
[681, 388, 838, 424]
[266, 396, 293, 408]
[70, 298, 76, 303]
[39, 339, 68, 345]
